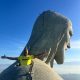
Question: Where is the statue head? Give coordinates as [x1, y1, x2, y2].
[26, 10, 73, 66]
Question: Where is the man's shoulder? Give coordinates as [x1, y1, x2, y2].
[18, 55, 34, 60]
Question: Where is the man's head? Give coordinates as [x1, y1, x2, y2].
[24, 48, 29, 56]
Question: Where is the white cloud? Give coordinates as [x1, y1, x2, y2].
[71, 40, 80, 49]
[0, 58, 15, 64]
[54, 64, 80, 74]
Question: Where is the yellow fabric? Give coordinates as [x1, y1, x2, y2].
[18, 55, 34, 66]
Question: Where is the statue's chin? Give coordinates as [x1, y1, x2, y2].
[54, 48, 64, 64]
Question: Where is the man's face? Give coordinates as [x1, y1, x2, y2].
[24, 49, 28, 56]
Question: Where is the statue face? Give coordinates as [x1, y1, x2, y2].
[54, 25, 73, 64]
[64, 25, 73, 51]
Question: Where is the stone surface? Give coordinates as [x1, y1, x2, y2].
[32, 58, 63, 80]
[0, 59, 63, 80]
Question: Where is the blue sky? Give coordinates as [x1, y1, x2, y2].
[0, 0, 80, 64]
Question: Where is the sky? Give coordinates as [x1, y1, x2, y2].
[0, 0, 80, 64]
